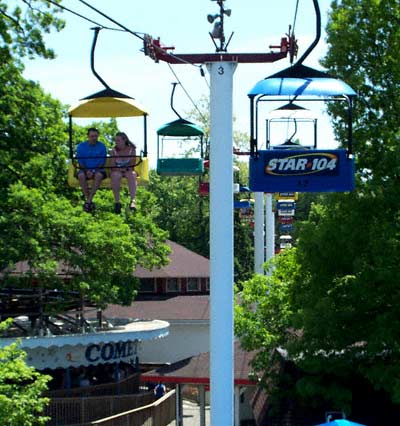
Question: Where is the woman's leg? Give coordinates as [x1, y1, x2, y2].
[111, 171, 122, 203]
[125, 171, 137, 201]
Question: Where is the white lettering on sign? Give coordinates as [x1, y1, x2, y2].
[266, 153, 338, 176]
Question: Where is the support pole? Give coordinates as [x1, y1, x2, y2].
[265, 194, 275, 271]
[254, 192, 265, 274]
[234, 386, 240, 426]
[207, 61, 236, 426]
[175, 384, 182, 426]
[199, 385, 206, 426]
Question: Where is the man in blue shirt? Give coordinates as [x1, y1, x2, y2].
[76, 127, 107, 212]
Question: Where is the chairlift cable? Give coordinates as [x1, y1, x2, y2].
[291, 0, 300, 37]
[165, 51, 211, 89]
[167, 63, 207, 123]
[163, 52, 210, 90]
[201, 66, 211, 90]
[44, 0, 124, 31]
[52, 0, 210, 91]
[76, 0, 145, 41]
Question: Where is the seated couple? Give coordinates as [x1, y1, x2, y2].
[76, 128, 137, 214]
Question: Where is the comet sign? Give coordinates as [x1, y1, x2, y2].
[249, 149, 354, 192]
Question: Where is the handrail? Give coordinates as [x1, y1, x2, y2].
[45, 390, 155, 426]
[90, 389, 176, 425]
[46, 372, 140, 398]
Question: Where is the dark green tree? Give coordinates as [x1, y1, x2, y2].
[0, 2, 170, 311]
[0, 3, 170, 421]
[147, 171, 209, 258]
[236, 0, 400, 414]
[0, 0, 65, 61]
[0, 320, 51, 425]
[149, 98, 254, 281]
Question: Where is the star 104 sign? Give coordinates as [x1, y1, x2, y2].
[249, 149, 355, 192]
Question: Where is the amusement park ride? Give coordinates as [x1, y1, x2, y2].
[142, 2, 356, 426]
[1, 1, 356, 425]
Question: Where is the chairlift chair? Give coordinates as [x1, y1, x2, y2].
[248, 0, 357, 193]
[266, 102, 318, 150]
[156, 118, 205, 176]
[156, 83, 205, 176]
[66, 27, 149, 188]
[67, 88, 150, 188]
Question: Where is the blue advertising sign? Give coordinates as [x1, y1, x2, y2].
[278, 209, 295, 216]
[275, 192, 298, 200]
[280, 223, 294, 233]
[277, 201, 296, 210]
[249, 149, 355, 192]
[234, 200, 251, 209]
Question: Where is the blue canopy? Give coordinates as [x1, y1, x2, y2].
[248, 64, 356, 98]
[315, 419, 366, 426]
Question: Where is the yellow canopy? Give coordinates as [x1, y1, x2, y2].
[69, 96, 148, 118]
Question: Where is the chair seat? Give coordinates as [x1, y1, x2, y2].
[67, 158, 149, 188]
[157, 158, 204, 176]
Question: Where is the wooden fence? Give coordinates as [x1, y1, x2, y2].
[46, 374, 141, 398]
[88, 389, 176, 426]
[45, 392, 155, 426]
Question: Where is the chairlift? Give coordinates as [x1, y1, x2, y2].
[267, 102, 317, 150]
[67, 27, 149, 189]
[156, 83, 205, 176]
[248, 0, 357, 193]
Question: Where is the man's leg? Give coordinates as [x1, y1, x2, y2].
[78, 171, 89, 201]
[87, 171, 104, 204]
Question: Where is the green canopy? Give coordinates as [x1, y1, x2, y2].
[157, 118, 204, 137]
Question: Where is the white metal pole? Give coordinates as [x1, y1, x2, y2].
[199, 385, 206, 426]
[207, 61, 236, 426]
[254, 191, 265, 274]
[265, 194, 275, 269]
[234, 386, 240, 426]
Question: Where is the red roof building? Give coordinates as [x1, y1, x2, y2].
[134, 240, 210, 296]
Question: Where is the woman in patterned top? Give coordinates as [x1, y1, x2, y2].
[110, 132, 137, 214]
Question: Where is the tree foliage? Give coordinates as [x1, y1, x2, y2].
[148, 98, 254, 282]
[0, 5, 170, 311]
[236, 0, 400, 414]
[148, 171, 209, 257]
[0, 0, 65, 61]
[0, 320, 51, 425]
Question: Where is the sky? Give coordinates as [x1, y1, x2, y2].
[22, 0, 336, 166]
